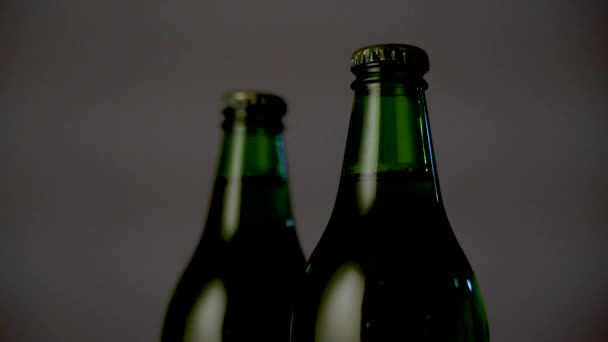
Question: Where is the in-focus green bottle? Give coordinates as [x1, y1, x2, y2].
[161, 91, 306, 341]
[290, 44, 490, 342]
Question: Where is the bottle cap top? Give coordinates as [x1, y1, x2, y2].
[350, 44, 429, 73]
[222, 91, 287, 116]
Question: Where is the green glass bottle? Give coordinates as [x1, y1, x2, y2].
[161, 91, 306, 341]
[290, 44, 490, 341]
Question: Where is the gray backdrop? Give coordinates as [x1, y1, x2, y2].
[2, 0, 607, 341]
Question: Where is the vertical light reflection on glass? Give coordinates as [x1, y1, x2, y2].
[419, 115, 428, 169]
[289, 309, 295, 342]
[275, 133, 289, 180]
[315, 262, 365, 342]
[221, 119, 246, 241]
[458, 296, 475, 339]
[470, 276, 489, 330]
[185, 278, 227, 342]
[420, 100, 440, 203]
[357, 86, 380, 214]
[467, 279, 473, 292]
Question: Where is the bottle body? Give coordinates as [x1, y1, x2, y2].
[161, 92, 306, 341]
[290, 45, 489, 341]
[290, 174, 489, 341]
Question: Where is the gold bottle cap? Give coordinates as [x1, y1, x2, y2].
[222, 91, 287, 115]
[350, 43, 430, 73]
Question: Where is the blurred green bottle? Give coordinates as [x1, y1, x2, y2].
[290, 44, 490, 342]
[161, 91, 306, 342]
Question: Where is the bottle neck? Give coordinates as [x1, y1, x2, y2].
[216, 120, 289, 181]
[338, 69, 443, 212]
[207, 120, 294, 242]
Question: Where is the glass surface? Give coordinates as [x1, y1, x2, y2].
[162, 119, 306, 341]
[290, 71, 490, 342]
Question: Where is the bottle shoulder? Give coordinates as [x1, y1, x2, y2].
[305, 201, 474, 282]
[163, 231, 306, 335]
[190, 223, 306, 272]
